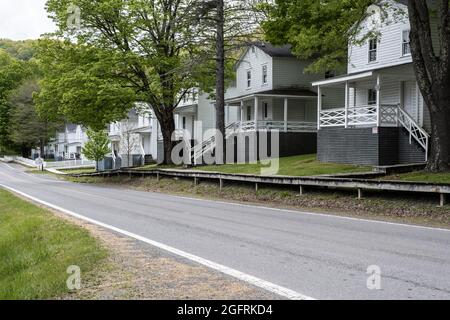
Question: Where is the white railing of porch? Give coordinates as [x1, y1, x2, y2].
[397, 107, 430, 161]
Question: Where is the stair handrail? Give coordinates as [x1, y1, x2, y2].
[396, 105, 430, 161]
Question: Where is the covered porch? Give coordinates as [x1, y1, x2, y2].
[312, 64, 430, 164]
[312, 64, 428, 130]
[225, 88, 318, 133]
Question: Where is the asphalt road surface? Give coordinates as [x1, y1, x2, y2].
[1, 162, 449, 300]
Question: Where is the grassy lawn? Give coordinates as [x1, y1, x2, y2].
[384, 171, 450, 184]
[195, 154, 371, 176]
[0, 189, 107, 299]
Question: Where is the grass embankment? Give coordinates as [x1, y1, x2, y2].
[60, 168, 96, 175]
[0, 189, 107, 299]
[136, 154, 371, 176]
[195, 154, 370, 176]
[385, 171, 450, 184]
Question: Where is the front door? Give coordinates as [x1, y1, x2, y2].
[402, 81, 418, 121]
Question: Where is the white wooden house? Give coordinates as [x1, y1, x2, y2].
[45, 124, 88, 161]
[313, 1, 431, 166]
[189, 42, 343, 163]
[108, 105, 158, 168]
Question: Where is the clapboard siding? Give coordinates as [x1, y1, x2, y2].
[318, 127, 426, 165]
[235, 47, 273, 97]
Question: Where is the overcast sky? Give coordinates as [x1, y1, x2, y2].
[0, 0, 56, 40]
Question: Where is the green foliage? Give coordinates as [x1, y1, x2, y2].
[262, 0, 376, 73]
[0, 50, 31, 151]
[34, 40, 137, 130]
[8, 80, 63, 153]
[82, 130, 111, 167]
[0, 39, 37, 61]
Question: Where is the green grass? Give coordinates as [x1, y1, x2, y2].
[195, 154, 371, 176]
[0, 189, 107, 299]
[384, 171, 450, 184]
[60, 168, 96, 175]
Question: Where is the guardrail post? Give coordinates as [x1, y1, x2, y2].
[358, 188, 363, 199]
[255, 182, 259, 193]
[440, 194, 447, 207]
[194, 177, 199, 187]
[156, 172, 160, 182]
[299, 185, 305, 196]
[219, 178, 223, 191]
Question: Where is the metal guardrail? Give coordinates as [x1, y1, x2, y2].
[71, 168, 449, 206]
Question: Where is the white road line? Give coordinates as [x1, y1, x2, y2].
[0, 183, 315, 301]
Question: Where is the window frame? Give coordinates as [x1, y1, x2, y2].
[401, 29, 411, 56]
[368, 38, 378, 63]
[246, 69, 252, 88]
[262, 64, 268, 85]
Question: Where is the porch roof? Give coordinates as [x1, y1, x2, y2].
[312, 71, 374, 87]
[226, 88, 317, 104]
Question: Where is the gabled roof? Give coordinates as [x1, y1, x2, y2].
[252, 42, 295, 58]
[235, 41, 296, 70]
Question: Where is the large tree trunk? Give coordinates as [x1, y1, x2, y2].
[427, 102, 450, 172]
[215, 0, 226, 165]
[157, 108, 176, 165]
[407, 0, 450, 172]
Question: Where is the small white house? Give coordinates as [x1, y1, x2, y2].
[44, 124, 88, 161]
[313, 0, 431, 166]
[108, 104, 159, 168]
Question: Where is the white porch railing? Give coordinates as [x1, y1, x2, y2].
[319, 104, 429, 161]
[235, 121, 317, 133]
[320, 104, 399, 127]
[397, 107, 430, 161]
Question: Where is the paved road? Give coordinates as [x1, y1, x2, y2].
[1, 162, 450, 300]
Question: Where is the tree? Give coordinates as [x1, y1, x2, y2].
[43, 0, 206, 164]
[263, 0, 450, 172]
[0, 50, 29, 153]
[119, 119, 140, 167]
[194, 0, 265, 163]
[9, 80, 63, 157]
[35, 40, 137, 131]
[82, 130, 111, 171]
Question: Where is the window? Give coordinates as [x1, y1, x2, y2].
[262, 65, 268, 85]
[182, 117, 186, 129]
[368, 89, 377, 105]
[251, 46, 256, 53]
[247, 70, 252, 88]
[402, 30, 411, 56]
[368, 38, 378, 62]
[263, 102, 269, 119]
[247, 106, 252, 121]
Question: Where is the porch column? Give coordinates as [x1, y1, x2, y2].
[317, 85, 322, 130]
[344, 81, 349, 128]
[254, 96, 259, 130]
[225, 104, 230, 124]
[376, 74, 381, 127]
[284, 98, 288, 133]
